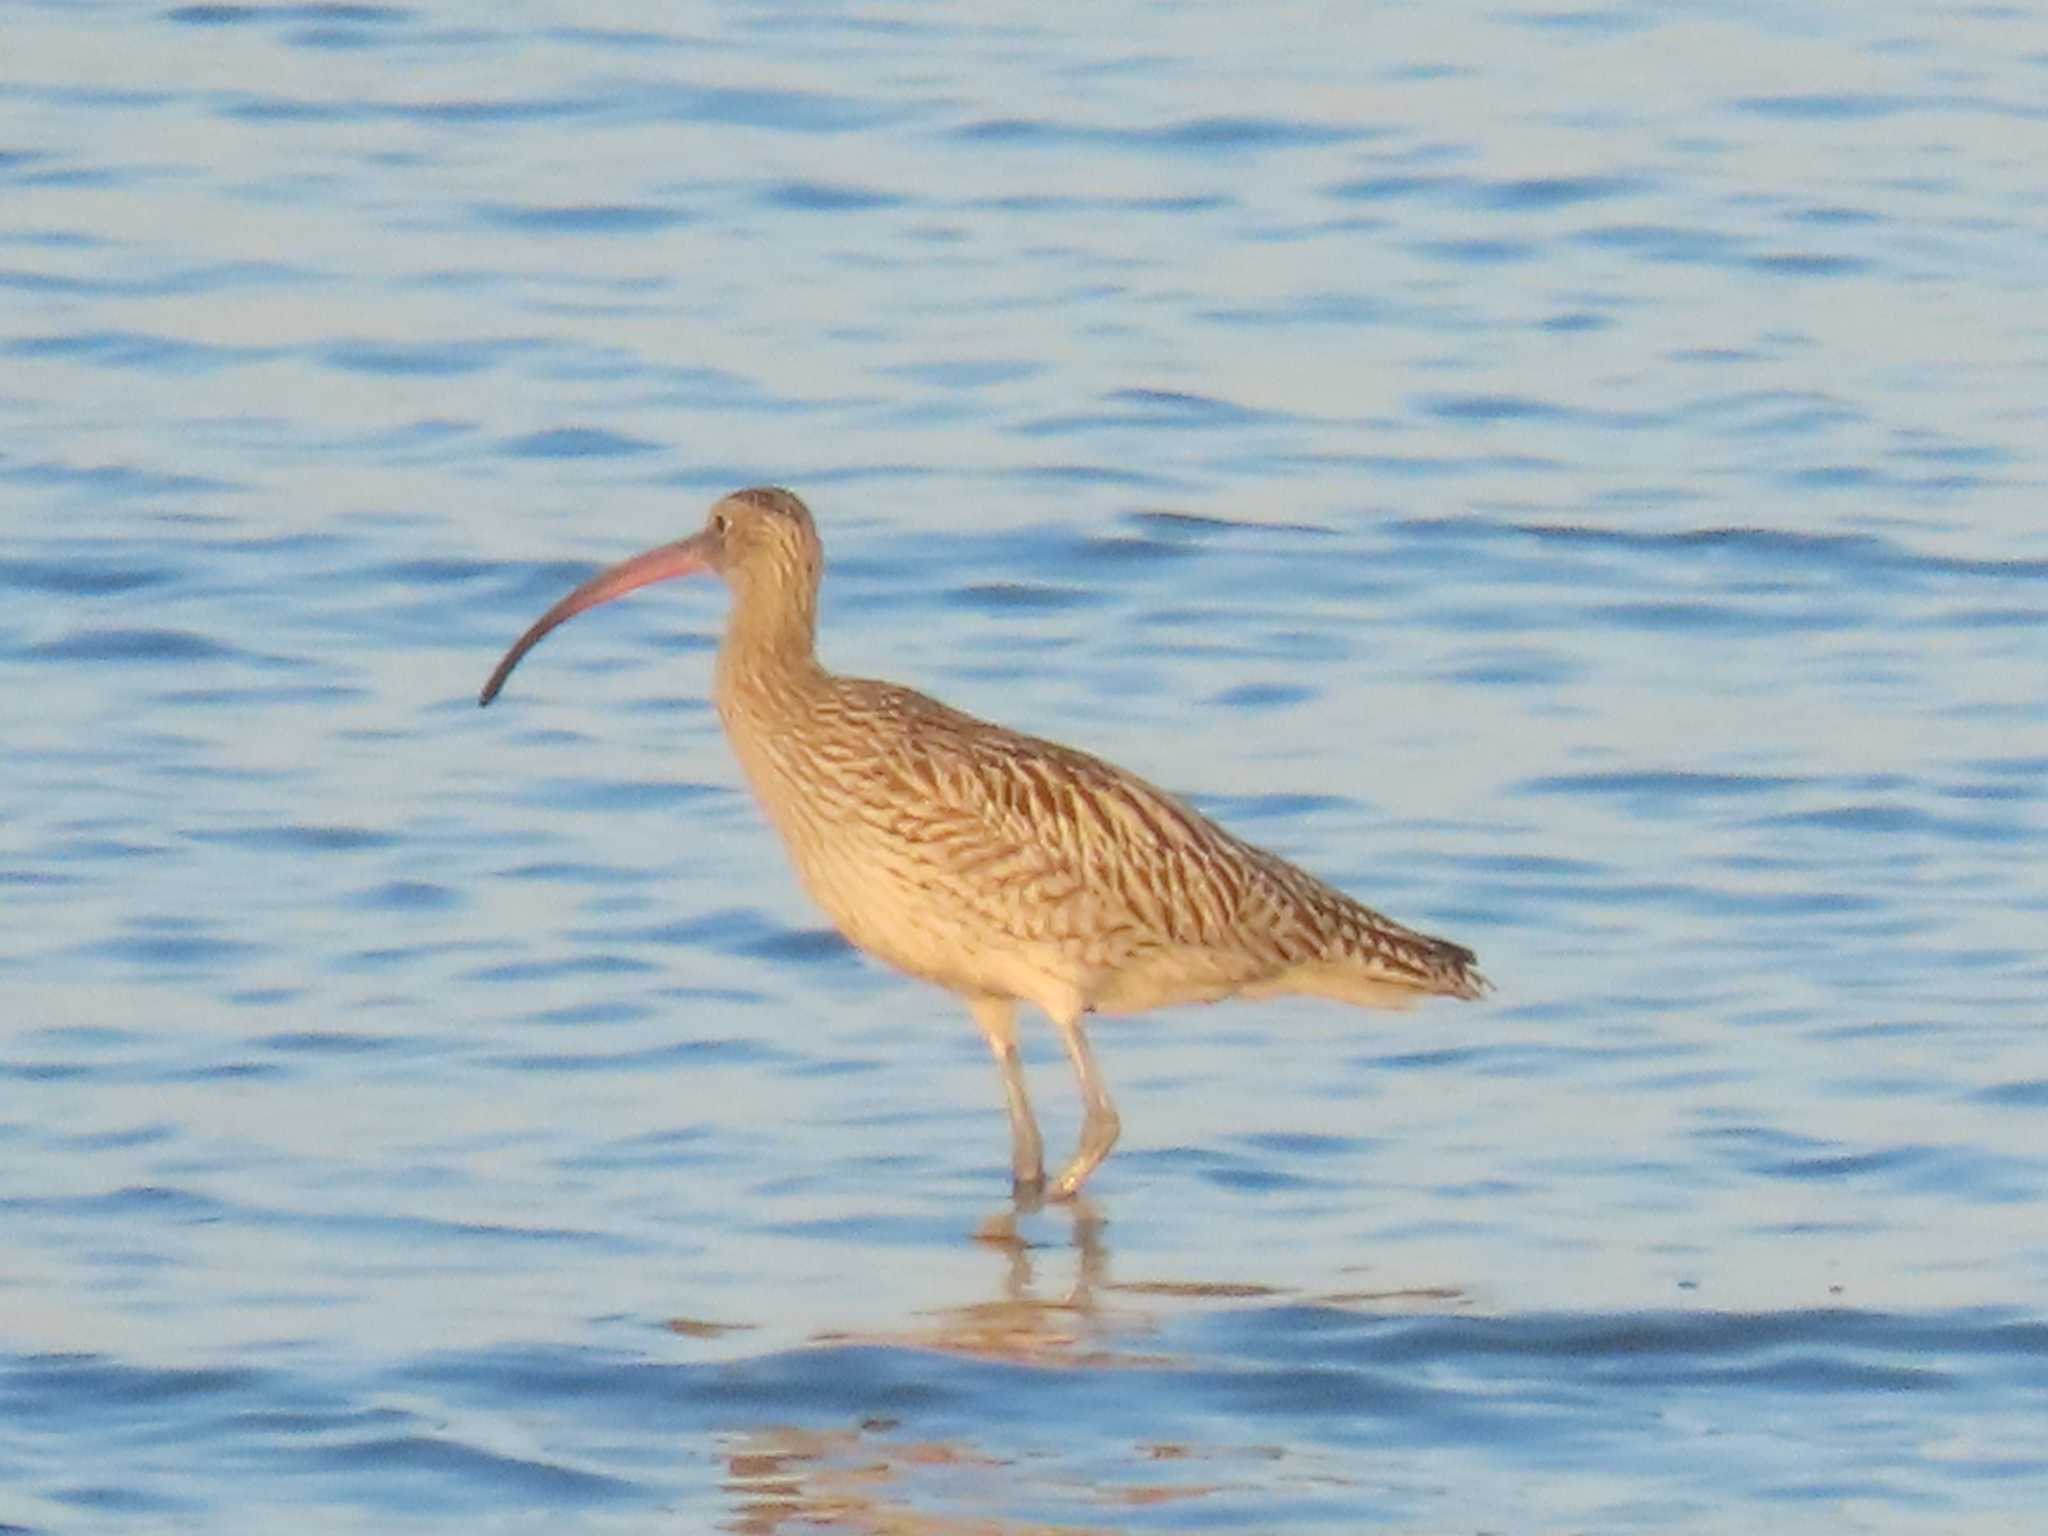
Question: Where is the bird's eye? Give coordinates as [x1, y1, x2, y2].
[711, 512, 728, 535]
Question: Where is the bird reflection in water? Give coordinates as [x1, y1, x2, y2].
[713, 1205, 1249, 1535]
[807, 1201, 1165, 1370]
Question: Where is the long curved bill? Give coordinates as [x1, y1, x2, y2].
[479, 531, 717, 706]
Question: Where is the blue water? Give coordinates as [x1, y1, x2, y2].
[5, 3, 2046, 1531]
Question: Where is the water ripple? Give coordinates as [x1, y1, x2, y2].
[954, 116, 1361, 152]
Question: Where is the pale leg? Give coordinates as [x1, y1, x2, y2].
[1047, 1006, 1121, 1201]
[968, 995, 1045, 1198]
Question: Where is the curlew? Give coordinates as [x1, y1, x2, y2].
[480, 488, 1487, 1201]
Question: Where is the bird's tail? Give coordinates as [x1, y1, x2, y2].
[1282, 944, 1489, 1010]
[1266, 895, 1490, 1009]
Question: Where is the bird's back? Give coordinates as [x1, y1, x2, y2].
[719, 671, 1486, 1015]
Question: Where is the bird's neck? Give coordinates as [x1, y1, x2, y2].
[713, 565, 826, 709]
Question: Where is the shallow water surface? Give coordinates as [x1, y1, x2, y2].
[4, 3, 2046, 1532]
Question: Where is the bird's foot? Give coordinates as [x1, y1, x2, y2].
[1046, 1162, 1091, 1204]
[1046, 1106, 1120, 1202]
[1011, 1166, 1048, 1212]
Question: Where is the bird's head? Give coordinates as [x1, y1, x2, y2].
[478, 485, 821, 706]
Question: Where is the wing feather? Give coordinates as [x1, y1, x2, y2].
[790, 678, 1481, 1001]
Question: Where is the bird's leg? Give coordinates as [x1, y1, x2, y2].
[1047, 1007, 1121, 1202]
[968, 995, 1045, 1201]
